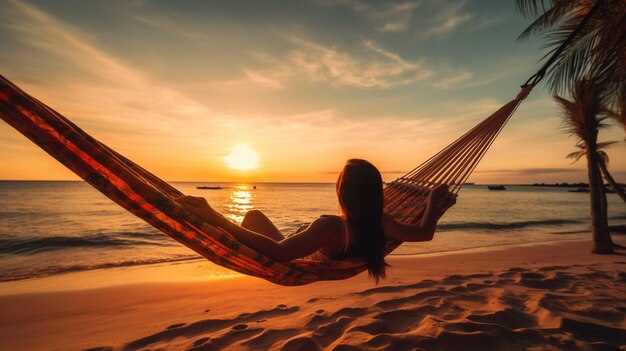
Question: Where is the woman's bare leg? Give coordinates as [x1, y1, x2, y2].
[241, 210, 284, 241]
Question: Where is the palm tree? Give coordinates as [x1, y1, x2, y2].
[517, 0, 626, 109]
[518, 1, 625, 251]
[609, 86, 626, 140]
[555, 78, 614, 253]
[567, 142, 626, 203]
[597, 152, 626, 203]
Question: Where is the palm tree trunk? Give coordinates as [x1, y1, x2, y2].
[597, 158, 626, 250]
[597, 169, 615, 246]
[586, 147, 613, 254]
[597, 157, 626, 203]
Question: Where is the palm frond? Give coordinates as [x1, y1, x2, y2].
[555, 78, 611, 149]
[607, 81, 626, 133]
[596, 150, 609, 164]
[517, 0, 626, 105]
[555, 95, 585, 139]
[544, 23, 600, 94]
[566, 149, 586, 162]
[596, 141, 617, 149]
[517, 1, 578, 40]
[516, 0, 552, 18]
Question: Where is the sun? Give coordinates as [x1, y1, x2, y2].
[225, 144, 259, 170]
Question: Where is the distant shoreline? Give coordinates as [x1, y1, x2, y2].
[0, 180, 613, 187]
[527, 182, 591, 188]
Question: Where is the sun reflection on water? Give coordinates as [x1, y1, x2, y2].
[225, 184, 254, 223]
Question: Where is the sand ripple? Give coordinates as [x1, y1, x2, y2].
[114, 262, 625, 351]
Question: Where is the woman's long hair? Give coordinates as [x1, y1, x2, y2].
[336, 159, 388, 282]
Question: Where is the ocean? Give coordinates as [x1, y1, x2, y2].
[0, 181, 624, 282]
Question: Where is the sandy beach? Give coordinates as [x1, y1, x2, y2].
[2, 0, 626, 350]
[1, 238, 624, 351]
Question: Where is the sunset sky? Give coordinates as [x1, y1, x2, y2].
[1, 0, 624, 183]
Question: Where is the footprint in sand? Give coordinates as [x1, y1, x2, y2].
[280, 336, 320, 351]
[507, 267, 529, 272]
[166, 323, 185, 330]
[192, 337, 209, 346]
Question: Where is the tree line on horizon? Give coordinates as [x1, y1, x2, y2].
[531, 182, 626, 188]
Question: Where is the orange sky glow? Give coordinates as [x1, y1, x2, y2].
[1, 0, 624, 184]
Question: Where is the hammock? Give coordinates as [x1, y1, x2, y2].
[0, 75, 533, 285]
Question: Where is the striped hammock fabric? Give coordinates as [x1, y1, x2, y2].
[0, 75, 530, 285]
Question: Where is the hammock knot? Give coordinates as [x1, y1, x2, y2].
[516, 85, 533, 100]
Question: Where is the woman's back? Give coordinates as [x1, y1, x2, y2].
[310, 215, 351, 260]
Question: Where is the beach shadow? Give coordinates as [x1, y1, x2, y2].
[117, 263, 625, 351]
[122, 305, 299, 351]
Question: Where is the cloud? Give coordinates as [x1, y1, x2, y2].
[285, 37, 432, 88]
[244, 70, 286, 90]
[0, 0, 267, 180]
[377, 2, 420, 32]
[316, 0, 473, 37]
[2, 0, 212, 142]
[183, 33, 477, 92]
[419, 1, 473, 38]
[315, 0, 420, 33]
[433, 68, 474, 89]
[1, 0, 453, 162]
[468, 14, 506, 32]
[128, 12, 203, 39]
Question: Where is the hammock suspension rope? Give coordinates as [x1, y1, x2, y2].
[0, 6, 598, 284]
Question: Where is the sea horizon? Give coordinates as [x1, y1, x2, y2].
[1, 180, 624, 283]
[0, 179, 607, 186]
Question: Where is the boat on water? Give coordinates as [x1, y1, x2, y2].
[568, 188, 589, 193]
[487, 185, 506, 191]
[196, 186, 222, 190]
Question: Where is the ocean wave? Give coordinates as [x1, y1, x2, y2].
[0, 231, 171, 255]
[1, 218, 590, 256]
[0, 255, 200, 282]
[438, 219, 582, 232]
[0, 211, 48, 220]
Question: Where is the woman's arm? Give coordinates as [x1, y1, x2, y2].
[384, 184, 448, 242]
[177, 196, 335, 261]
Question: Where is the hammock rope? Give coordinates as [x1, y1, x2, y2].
[1, 75, 532, 285]
[382, 87, 531, 225]
[2, 0, 603, 285]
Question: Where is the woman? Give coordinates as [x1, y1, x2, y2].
[178, 159, 448, 282]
